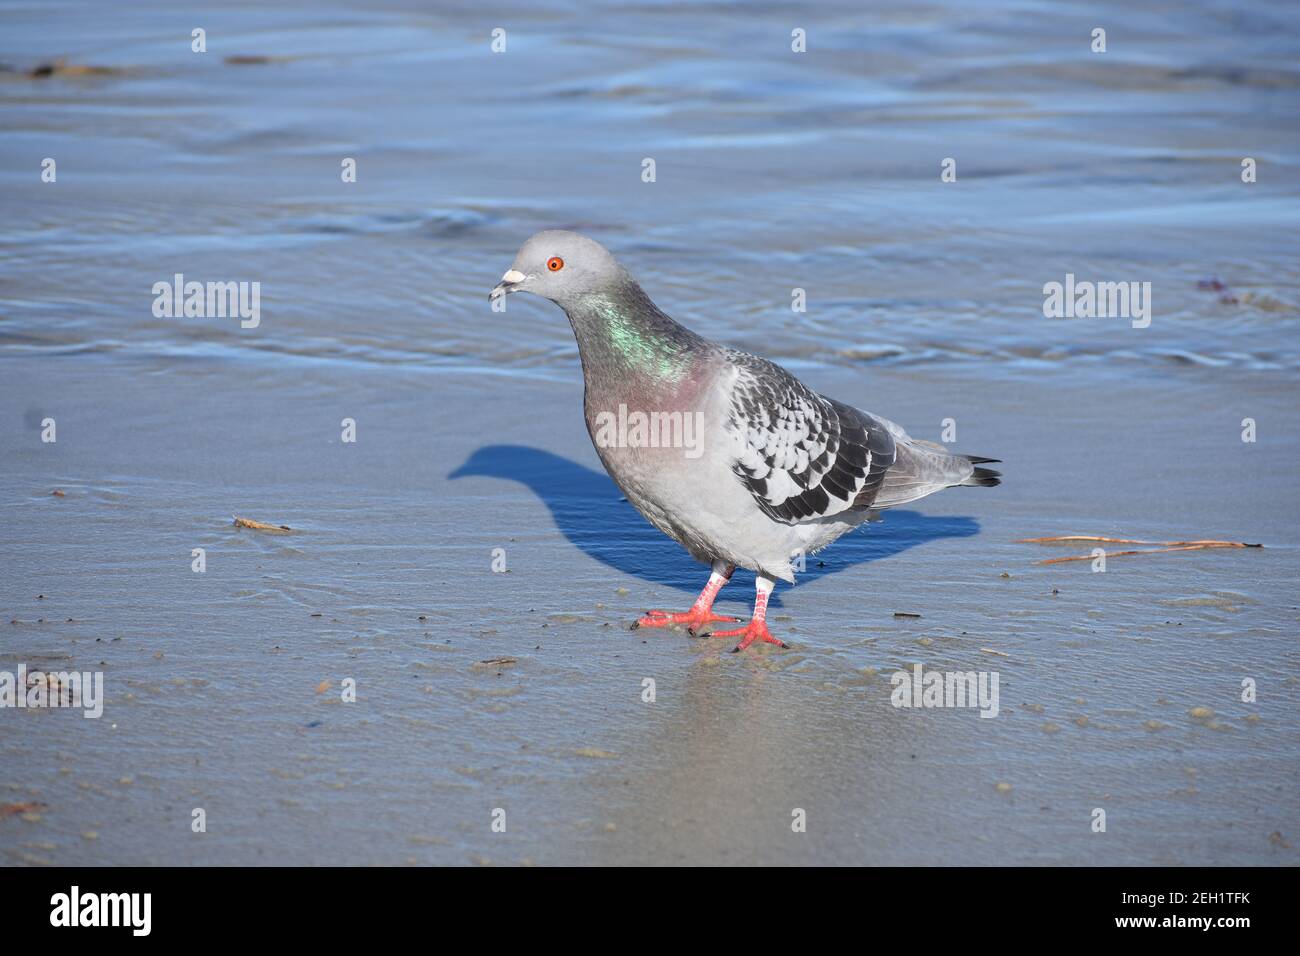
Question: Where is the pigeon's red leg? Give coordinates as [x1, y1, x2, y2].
[634, 561, 740, 635]
[705, 575, 788, 652]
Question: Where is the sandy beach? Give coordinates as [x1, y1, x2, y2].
[2, 0, 1298, 865]
[4, 355, 1297, 865]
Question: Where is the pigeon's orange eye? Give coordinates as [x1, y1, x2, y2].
[547, 256, 564, 272]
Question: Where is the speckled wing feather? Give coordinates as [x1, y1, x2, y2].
[724, 350, 897, 524]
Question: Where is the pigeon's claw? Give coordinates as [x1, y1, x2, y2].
[706, 619, 789, 653]
[633, 608, 741, 634]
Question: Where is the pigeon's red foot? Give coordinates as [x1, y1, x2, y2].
[633, 608, 741, 636]
[706, 618, 789, 653]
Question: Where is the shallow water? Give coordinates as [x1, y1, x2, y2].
[1, 1, 1298, 865]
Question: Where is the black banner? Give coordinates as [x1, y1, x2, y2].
[0, 866, 1282, 940]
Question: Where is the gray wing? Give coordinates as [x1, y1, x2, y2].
[724, 350, 897, 524]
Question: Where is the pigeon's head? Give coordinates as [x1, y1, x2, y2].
[490, 230, 628, 308]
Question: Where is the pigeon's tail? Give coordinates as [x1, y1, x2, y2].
[960, 456, 1002, 488]
[870, 441, 1002, 508]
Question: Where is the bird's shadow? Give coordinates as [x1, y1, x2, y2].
[449, 444, 980, 608]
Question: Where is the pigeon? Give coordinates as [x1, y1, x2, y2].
[490, 231, 1001, 651]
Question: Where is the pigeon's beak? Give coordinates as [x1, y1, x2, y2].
[489, 269, 526, 301]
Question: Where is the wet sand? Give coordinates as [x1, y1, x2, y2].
[2, 356, 1297, 865]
